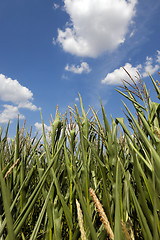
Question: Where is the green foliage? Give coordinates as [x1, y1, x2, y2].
[0, 73, 160, 239]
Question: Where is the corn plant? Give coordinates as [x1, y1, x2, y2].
[0, 72, 160, 239]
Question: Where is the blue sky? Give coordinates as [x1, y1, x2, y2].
[0, 0, 160, 135]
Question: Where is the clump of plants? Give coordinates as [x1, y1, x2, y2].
[0, 72, 160, 240]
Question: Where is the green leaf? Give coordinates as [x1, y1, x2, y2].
[29, 180, 54, 240]
[0, 168, 15, 240]
[114, 159, 123, 239]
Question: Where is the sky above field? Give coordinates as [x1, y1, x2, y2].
[0, 0, 160, 135]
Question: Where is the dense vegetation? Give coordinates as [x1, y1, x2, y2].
[0, 72, 160, 239]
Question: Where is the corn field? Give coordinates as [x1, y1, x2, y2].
[0, 73, 160, 239]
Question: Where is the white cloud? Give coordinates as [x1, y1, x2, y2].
[61, 74, 69, 80]
[0, 74, 37, 110]
[102, 63, 141, 85]
[0, 105, 25, 123]
[0, 74, 38, 110]
[75, 97, 79, 102]
[53, 3, 60, 10]
[102, 50, 160, 85]
[0, 74, 33, 104]
[129, 30, 135, 38]
[65, 62, 91, 74]
[57, 0, 137, 57]
[142, 56, 159, 77]
[18, 101, 38, 111]
[156, 50, 160, 64]
[52, 37, 57, 45]
[34, 122, 51, 133]
[34, 122, 52, 142]
[0, 73, 38, 122]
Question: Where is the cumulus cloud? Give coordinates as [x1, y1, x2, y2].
[0, 73, 38, 123]
[65, 62, 91, 74]
[142, 56, 159, 78]
[57, 0, 137, 57]
[0, 74, 38, 110]
[0, 105, 25, 123]
[0, 74, 32, 103]
[102, 50, 160, 85]
[102, 63, 141, 85]
[18, 101, 38, 111]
